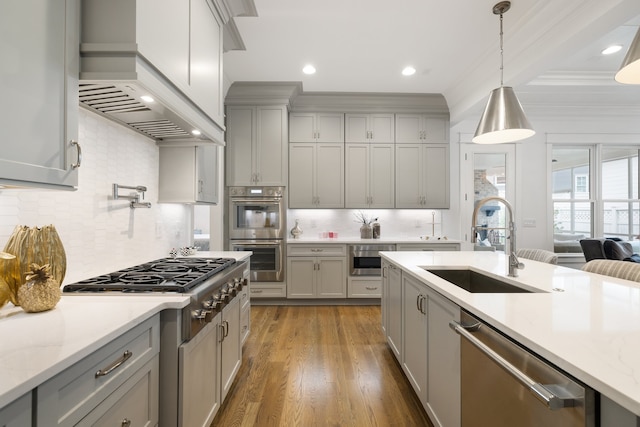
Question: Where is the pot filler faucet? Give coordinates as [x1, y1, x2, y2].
[471, 196, 524, 277]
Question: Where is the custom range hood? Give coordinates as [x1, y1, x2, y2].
[78, 0, 235, 145]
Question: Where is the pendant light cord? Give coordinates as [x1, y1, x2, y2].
[499, 11, 504, 87]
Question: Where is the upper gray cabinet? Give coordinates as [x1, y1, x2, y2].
[395, 114, 449, 144]
[0, 0, 80, 190]
[289, 113, 344, 143]
[80, 0, 227, 142]
[159, 144, 219, 204]
[345, 113, 394, 143]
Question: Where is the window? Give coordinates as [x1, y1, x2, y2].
[552, 145, 640, 253]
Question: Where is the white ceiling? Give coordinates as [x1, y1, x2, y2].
[223, 0, 640, 124]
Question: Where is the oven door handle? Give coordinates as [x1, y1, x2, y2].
[230, 198, 282, 204]
[233, 240, 282, 246]
[449, 320, 579, 410]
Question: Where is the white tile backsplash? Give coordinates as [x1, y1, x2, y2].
[0, 109, 191, 285]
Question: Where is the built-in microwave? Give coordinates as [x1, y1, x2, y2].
[348, 244, 396, 276]
[227, 186, 285, 240]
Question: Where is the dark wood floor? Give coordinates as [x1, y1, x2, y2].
[212, 305, 433, 426]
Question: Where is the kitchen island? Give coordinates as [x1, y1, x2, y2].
[381, 250, 640, 422]
[0, 251, 249, 419]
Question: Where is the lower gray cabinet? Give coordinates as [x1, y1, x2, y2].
[36, 315, 160, 426]
[0, 392, 31, 427]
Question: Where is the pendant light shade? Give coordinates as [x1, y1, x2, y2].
[473, 86, 535, 144]
[615, 27, 640, 84]
[472, 1, 535, 144]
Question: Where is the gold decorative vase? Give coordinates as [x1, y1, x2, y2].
[2, 225, 66, 306]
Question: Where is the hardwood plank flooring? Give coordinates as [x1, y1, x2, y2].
[212, 305, 433, 427]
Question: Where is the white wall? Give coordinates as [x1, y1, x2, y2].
[0, 109, 192, 285]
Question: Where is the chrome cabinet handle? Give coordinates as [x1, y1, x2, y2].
[95, 350, 132, 378]
[449, 321, 579, 410]
[365, 286, 378, 290]
[70, 140, 82, 169]
[219, 323, 226, 342]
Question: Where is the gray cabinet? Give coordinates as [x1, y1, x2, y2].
[0, 392, 31, 427]
[289, 112, 344, 143]
[395, 114, 449, 144]
[345, 143, 395, 208]
[395, 143, 449, 208]
[289, 143, 344, 208]
[159, 144, 219, 204]
[0, 0, 80, 190]
[383, 261, 402, 360]
[395, 243, 460, 251]
[226, 105, 288, 186]
[287, 245, 347, 298]
[37, 315, 160, 426]
[345, 113, 394, 143]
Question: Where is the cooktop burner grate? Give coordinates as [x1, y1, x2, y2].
[62, 257, 237, 293]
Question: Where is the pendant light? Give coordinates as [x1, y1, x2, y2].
[473, 1, 535, 144]
[615, 26, 640, 84]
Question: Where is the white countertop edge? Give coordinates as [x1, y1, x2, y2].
[286, 237, 461, 244]
[380, 250, 640, 417]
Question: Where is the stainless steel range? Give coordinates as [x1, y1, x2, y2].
[63, 256, 249, 426]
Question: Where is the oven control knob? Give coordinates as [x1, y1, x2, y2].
[203, 298, 222, 313]
[234, 278, 244, 290]
[223, 284, 238, 297]
[193, 308, 214, 323]
[215, 292, 230, 303]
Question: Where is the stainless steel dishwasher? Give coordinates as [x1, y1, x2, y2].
[450, 310, 596, 427]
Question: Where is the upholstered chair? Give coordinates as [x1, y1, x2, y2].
[581, 259, 640, 282]
[516, 248, 558, 265]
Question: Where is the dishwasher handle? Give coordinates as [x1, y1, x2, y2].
[449, 320, 578, 411]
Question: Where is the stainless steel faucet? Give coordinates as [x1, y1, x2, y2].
[471, 196, 524, 277]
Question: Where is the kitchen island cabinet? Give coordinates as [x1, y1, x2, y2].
[381, 250, 640, 425]
[159, 144, 219, 204]
[226, 105, 288, 186]
[0, 0, 80, 190]
[0, 392, 31, 427]
[289, 143, 344, 208]
[289, 112, 344, 143]
[345, 143, 395, 208]
[395, 143, 449, 208]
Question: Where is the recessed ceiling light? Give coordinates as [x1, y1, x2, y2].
[140, 95, 154, 103]
[602, 45, 623, 55]
[302, 64, 316, 75]
[402, 66, 416, 76]
[191, 129, 201, 136]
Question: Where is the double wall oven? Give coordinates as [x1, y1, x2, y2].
[226, 186, 285, 282]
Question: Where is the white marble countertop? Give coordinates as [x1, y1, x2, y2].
[287, 236, 461, 244]
[0, 251, 250, 409]
[380, 250, 640, 416]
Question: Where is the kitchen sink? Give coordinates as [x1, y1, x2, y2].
[425, 269, 535, 293]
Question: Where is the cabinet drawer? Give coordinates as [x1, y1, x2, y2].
[77, 356, 159, 427]
[348, 278, 382, 298]
[287, 244, 346, 257]
[395, 243, 460, 251]
[250, 284, 286, 298]
[37, 315, 160, 426]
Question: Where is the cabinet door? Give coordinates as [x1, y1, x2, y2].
[317, 258, 346, 298]
[395, 114, 423, 143]
[189, 0, 223, 124]
[423, 117, 448, 143]
[395, 144, 423, 208]
[226, 106, 255, 186]
[0, 0, 79, 189]
[288, 144, 316, 208]
[316, 113, 344, 142]
[369, 114, 394, 143]
[220, 297, 241, 403]
[345, 143, 369, 208]
[402, 275, 428, 406]
[0, 392, 31, 427]
[426, 290, 460, 427]
[315, 143, 344, 208]
[287, 257, 316, 298]
[369, 143, 395, 208]
[386, 264, 402, 360]
[180, 319, 219, 427]
[423, 145, 449, 208]
[196, 145, 218, 204]
[345, 114, 369, 142]
[289, 113, 316, 142]
[256, 106, 287, 185]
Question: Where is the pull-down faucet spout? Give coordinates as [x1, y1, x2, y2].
[471, 196, 524, 277]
